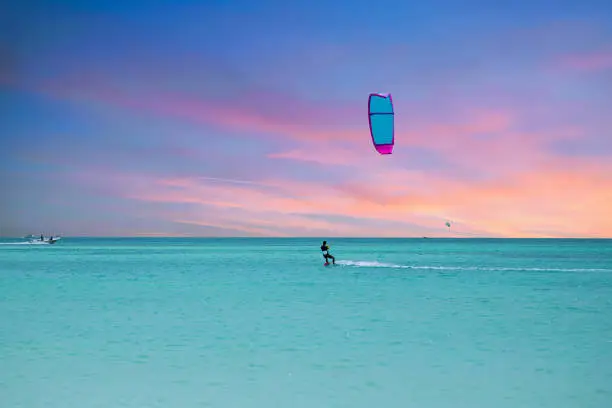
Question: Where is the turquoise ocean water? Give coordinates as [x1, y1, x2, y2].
[1, 237, 611, 407]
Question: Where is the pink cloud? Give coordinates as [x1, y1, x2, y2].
[407, 108, 515, 143]
[264, 104, 587, 183]
[31, 75, 364, 146]
[20, 60, 599, 180]
[557, 50, 612, 72]
[122, 175, 427, 236]
[96, 151, 611, 237]
[267, 143, 368, 166]
[60, 148, 612, 238]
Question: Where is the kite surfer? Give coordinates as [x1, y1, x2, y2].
[321, 240, 335, 265]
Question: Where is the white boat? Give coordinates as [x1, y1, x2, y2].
[25, 235, 62, 245]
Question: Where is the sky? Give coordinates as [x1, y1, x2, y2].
[1, 0, 611, 238]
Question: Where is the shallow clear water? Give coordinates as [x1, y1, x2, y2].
[1, 238, 611, 407]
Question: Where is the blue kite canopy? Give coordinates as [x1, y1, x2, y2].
[368, 93, 394, 154]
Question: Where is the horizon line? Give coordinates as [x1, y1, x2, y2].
[1, 236, 610, 240]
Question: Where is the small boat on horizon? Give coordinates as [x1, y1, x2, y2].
[25, 234, 62, 245]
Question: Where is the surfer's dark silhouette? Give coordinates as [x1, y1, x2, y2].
[320, 241, 335, 265]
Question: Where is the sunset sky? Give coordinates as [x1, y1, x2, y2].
[1, 0, 611, 237]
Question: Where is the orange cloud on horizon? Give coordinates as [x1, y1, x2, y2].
[108, 153, 612, 238]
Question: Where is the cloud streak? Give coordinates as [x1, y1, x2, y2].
[556, 50, 612, 72]
[58, 152, 612, 238]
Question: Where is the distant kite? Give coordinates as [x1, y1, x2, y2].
[368, 93, 394, 155]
